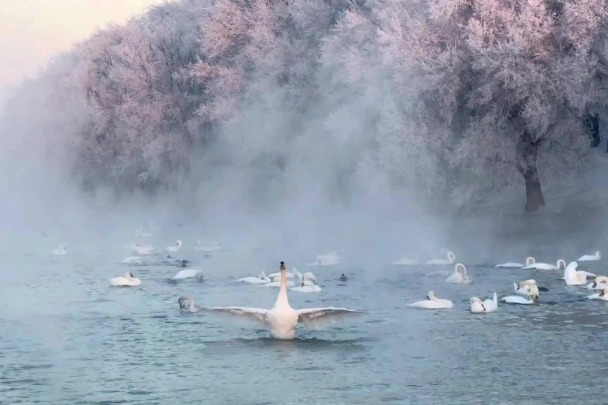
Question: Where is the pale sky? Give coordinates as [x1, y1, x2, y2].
[0, 0, 166, 104]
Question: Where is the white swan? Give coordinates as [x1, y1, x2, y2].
[127, 243, 154, 255]
[121, 256, 143, 266]
[587, 287, 608, 301]
[50, 244, 67, 256]
[470, 292, 498, 313]
[110, 272, 141, 287]
[500, 294, 535, 304]
[193, 240, 221, 252]
[513, 280, 541, 300]
[291, 275, 322, 293]
[563, 261, 596, 286]
[408, 291, 454, 309]
[578, 251, 601, 261]
[495, 257, 535, 268]
[166, 240, 183, 253]
[521, 258, 566, 270]
[446, 263, 471, 284]
[212, 261, 361, 339]
[172, 269, 203, 280]
[307, 252, 340, 266]
[586, 275, 608, 290]
[178, 296, 200, 312]
[390, 257, 419, 265]
[425, 251, 456, 265]
[236, 272, 271, 285]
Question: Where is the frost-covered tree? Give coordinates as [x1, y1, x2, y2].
[385, 0, 607, 212]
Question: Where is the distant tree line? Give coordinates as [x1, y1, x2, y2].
[3, 0, 608, 213]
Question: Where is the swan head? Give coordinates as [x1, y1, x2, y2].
[596, 251, 601, 258]
[526, 284, 540, 301]
[600, 287, 608, 297]
[557, 259, 566, 269]
[470, 297, 482, 305]
[427, 291, 436, 300]
[178, 296, 194, 311]
[280, 261, 286, 272]
[525, 257, 535, 266]
[176, 240, 182, 247]
[124, 272, 135, 279]
[455, 263, 467, 275]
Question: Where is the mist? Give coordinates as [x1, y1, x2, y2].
[1, 0, 607, 271]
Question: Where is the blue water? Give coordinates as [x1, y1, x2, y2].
[2, 232, 608, 404]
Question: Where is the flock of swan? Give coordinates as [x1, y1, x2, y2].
[47, 230, 605, 338]
[48, 236, 354, 340]
[405, 250, 604, 313]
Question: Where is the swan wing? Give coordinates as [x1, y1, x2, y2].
[212, 306, 268, 325]
[296, 307, 362, 329]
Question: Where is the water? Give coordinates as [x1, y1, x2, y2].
[2, 232, 608, 404]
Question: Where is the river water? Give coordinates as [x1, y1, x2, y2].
[1, 228, 607, 404]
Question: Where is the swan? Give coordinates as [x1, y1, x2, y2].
[513, 280, 545, 300]
[578, 251, 601, 261]
[236, 272, 271, 285]
[193, 240, 221, 252]
[470, 292, 497, 313]
[172, 269, 203, 280]
[586, 275, 608, 290]
[495, 257, 535, 268]
[121, 256, 143, 266]
[178, 296, 200, 312]
[163, 256, 190, 268]
[166, 240, 183, 253]
[212, 261, 362, 339]
[425, 251, 456, 265]
[339, 274, 348, 282]
[587, 287, 608, 301]
[302, 271, 316, 282]
[446, 263, 471, 284]
[390, 257, 419, 265]
[500, 294, 535, 304]
[110, 272, 141, 287]
[408, 291, 454, 309]
[521, 258, 566, 270]
[563, 261, 596, 286]
[50, 244, 67, 256]
[127, 243, 154, 255]
[307, 252, 340, 266]
[290, 276, 322, 293]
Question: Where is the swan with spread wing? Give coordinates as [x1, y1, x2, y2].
[212, 261, 362, 339]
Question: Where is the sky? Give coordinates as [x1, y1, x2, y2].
[0, 0, 166, 107]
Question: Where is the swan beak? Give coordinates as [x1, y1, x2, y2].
[426, 296, 430, 300]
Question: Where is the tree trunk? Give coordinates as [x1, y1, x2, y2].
[520, 142, 545, 213]
[585, 113, 600, 148]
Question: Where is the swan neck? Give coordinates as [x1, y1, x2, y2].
[275, 268, 289, 307]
